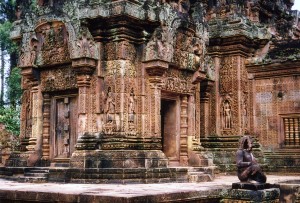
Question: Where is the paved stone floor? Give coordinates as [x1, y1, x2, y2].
[0, 175, 299, 202]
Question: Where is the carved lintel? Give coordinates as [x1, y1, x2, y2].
[143, 59, 169, 77]
[72, 57, 97, 75]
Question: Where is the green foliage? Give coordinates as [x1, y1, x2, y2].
[0, 21, 16, 53]
[0, 106, 20, 136]
[7, 67, 21, 107]
[0, 0, 16, 22]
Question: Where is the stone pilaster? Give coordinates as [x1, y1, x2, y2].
[180, 95, 188, 165]
[144, 60, 168, 138]
[200, 79, 214, 137]
[72, 57, 97, 138]
[41, 93, 50, 161]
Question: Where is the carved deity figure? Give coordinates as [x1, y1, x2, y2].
[105, 88, 115, 124]
[222, 100, 232, 129]
[30, 36, 39, 66]
[128, 88, 136, 123]
[236, 136, 267, 183]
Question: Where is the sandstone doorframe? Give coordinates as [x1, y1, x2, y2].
[161, 94, 181, 166]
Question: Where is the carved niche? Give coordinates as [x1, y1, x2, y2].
[221, 98, 232, 130]
[35, 21, 70, 66]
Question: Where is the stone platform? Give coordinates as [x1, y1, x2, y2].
[0, 175, 298, 203]
[0, 166, 215, 184]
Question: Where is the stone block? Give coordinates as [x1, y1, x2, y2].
[221, 183, 280, 203]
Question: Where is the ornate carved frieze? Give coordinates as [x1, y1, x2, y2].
[219, 57, 236, 95]
[104, 41, 136, 61]
[40, 66, 77, 92]
[104, 60, 136, 78]
[161, 68, 194, 94]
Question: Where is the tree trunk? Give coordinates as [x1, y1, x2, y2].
[0, 44, 5, 107]
[9, 51, 17, 74]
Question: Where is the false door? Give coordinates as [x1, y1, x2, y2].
[50, 95, 78, 160]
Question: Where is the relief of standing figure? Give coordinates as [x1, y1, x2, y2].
[236, 135, 267, 183]
[223, 100, 232, 129]
[105, 88, 115, 124]
[128, 88, 136, 123]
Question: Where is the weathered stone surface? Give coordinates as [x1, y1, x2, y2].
[6, 0, 300, 183]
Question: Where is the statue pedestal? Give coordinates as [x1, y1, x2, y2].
[222, 182, 280, 203]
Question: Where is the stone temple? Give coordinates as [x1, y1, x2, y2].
[2, 0, 300, 184]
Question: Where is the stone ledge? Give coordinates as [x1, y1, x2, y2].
[232, 182, 280, 191]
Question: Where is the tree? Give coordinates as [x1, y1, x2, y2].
[0, 0, 19, 108]
[7, 67, 21, 108]
[0, 21, 12, 107]
[0, 0, 21, 136]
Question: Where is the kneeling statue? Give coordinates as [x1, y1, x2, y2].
[236, 135, 267, 183]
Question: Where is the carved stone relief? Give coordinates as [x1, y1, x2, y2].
[162, 68, 194, 94]
[72, 26, 99, 60]
[222, 99, 232, 130]
[35, 21, 70, 66]
[104, 41, 136, 61]
[40, 66, 77, 92]
[19, 33, 39, 67]
[220, 57, 235, 95]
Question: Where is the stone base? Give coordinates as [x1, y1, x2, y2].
[222, 182, 280, 203]
[5, 151, 28, 167]
[70, 150, 168, 168]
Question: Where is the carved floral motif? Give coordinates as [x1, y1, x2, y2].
[40, 66, 77, 92]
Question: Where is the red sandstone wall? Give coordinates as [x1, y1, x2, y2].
[253, 76, 300, 149]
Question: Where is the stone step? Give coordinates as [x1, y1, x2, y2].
[3, 175, 48, 183]
[24, 172, 48, 177]
[26, 169, 49, 173]
[188, 172, 213, 183]
[18, 176, 48, 183]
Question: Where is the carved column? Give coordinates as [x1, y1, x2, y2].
[27, 82, 43, 153]
[72, 57, 97, 137]
[19, 66, 43, 156]
[180, 95, 188, 165]
[144, 60, 168, 138]
[42, 93, 50, 160]
[200, 79, 214, 137]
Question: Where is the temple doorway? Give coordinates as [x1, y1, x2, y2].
[161, 98, 180, 166]
[50, 95, 78, 162]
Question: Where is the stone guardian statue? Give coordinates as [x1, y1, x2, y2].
[236, 135, 267, 183]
